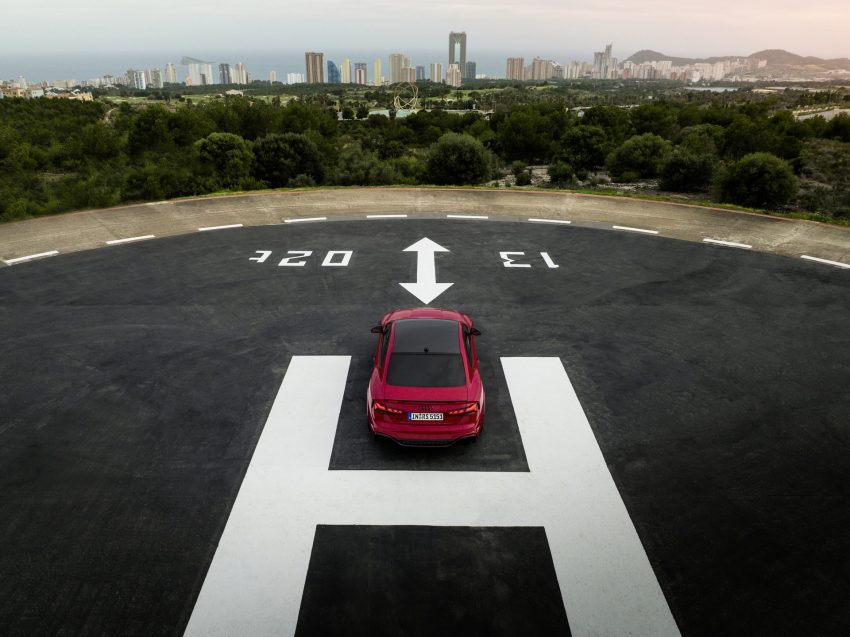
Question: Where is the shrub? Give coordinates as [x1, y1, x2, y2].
[252, 133, 326, 187]
[425, 133, 491, 185]
[548, 161, 574, 186]
[606, 133, 671, 179]
[660, 149, 716, 191]
[714, 152, 798, 209]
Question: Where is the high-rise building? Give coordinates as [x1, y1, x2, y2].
[234, 63, 249, 84]
[287, 72, 305, 84]
[164, 63, 177, 84]
[506, 57, 524, 81]
[531, 57, 556, 80]
[327, 60, 341, 84]
[429, 63, 443, 83]
[126, 69, 147, 90]
[187, 63, 202, 86]
[147, 68, 164, 89]
[593, 43, 615, 79]
[388, 53, 410, 84]
[446, 63, 462, 87]
[305, 52, 325, 84]
[354, 62, 367, 85]
[415, 66, 425, 81]
[340, 58, 351, 83]
[269, 70, 277, 83]
[449, 32, 467, 77]
[373, 58, 382, 86]
[202, 63, 214, 85]
[400, 66, 416, 83]
[219, 63, 233, 85]
[464, 61, 476, 80]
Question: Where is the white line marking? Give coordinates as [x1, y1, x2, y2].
[199, 223, 244, 231]
[105, 235, 155, 245]
[446, 214, 489, 220]
[801, 255, 850, 269]
[502, 358, 680, 637]
[366, 214, 407, 219]
[187, 356, 680, 637]
[3, 250, 60, 265]
[284, 217, 327, 224]
[703, 238, 752, 249]
[613, 225, 659, 235]
[528, 217, 572, 225]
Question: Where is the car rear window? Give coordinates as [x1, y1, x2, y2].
[386, 319, 465, 387]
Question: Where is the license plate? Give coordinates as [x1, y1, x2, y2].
[408, 412, 444, 421]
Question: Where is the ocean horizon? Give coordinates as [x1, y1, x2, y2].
[2, 48, 602, 84]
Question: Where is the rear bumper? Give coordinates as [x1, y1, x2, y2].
[369, 415, 483, 446]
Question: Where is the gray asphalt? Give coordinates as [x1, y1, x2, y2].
[0, 219, 848, 636]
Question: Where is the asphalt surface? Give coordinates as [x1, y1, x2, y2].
[1, 219, 849, 636]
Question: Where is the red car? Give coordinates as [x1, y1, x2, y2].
[367, 308, 485, 446]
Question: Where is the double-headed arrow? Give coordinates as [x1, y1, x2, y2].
[399, 237, 453, 304]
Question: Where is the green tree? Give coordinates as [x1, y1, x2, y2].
[557, 125, 608, 171]
[355, 105, 370, 120]
[606, 133, 671, 180]
[252, 133, 326, 187]
[425, 132, 491, 185]
[548, 161, 574, 187]
[196, 132, 254, 188]
[714, 152, 798, 209]
[660, 149, 716, 191]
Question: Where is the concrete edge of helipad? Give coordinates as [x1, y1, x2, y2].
[1, 188, 848, 269]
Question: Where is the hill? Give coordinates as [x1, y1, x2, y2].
[624, 48, 850, 71]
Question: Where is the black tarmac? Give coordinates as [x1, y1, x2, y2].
[1, 219, 849, 636]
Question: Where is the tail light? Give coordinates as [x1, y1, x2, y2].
[447, 402, 479, 416]
[373, 401, 404, 415]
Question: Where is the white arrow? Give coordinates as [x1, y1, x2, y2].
[399, 237, 454, 304]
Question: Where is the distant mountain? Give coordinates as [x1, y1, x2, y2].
[624, 48, 850, 71]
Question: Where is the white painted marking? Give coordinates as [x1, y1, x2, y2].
[199, 223, 244, 231]
[284, 217, 327, 224]
[801, 255, 850, 270]
[703, 238, 752, 249]
[499, 251, 532, 268]
[321, 250, 353, 267]
[3, 250, 59, 265]
[613, 225, 659, 235]
[399, 237, 453, 304]
[278, 250, 312, 267]
[502, 358, 680, 637]
[446, 214, 488, 220]
[185, 356, 352, 637]
[366, 214, 407, 219]
[188, 356, 681, 637]
[249, 250, 273, 263]
[540, 252, 560, 269]
[529, 217, 572, 225]
[106, 235, 155, 245]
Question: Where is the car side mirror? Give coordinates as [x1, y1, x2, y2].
[371, 325, 384, 334]
[470, 328, 481, 336]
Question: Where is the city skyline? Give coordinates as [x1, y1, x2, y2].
[0, 1, 847, 60]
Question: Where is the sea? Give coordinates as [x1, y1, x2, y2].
[1, 49, 591, 84]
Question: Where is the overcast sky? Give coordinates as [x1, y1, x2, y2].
[2, 0, 847, 58]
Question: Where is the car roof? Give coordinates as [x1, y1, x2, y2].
[392, 318, 461, 354]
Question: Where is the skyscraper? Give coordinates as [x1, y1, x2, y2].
[147, 68, 164, 89]
[354, 62, 367, 85]
[269, 70, 277, 83]
[506, 57, 524, 81]
[446, 64, 462, 87]
[593, 44, 615, 79]
[373, 58, 382, 86]
[305, 52, 325, 84]
[400, 66, 416, 83]
[416, 66, 426, 81]
[340, 58, 351, 83]
[429, 63, 443, 83]
[234, 63, 249, 84]
[164, 63, 177, 84]
[449, 32, 467, 77]
[327, 60, 341, 84]
[219, 63, 232, 85]
[388, 53, 410, 84]
[464, 61, 476, 80]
